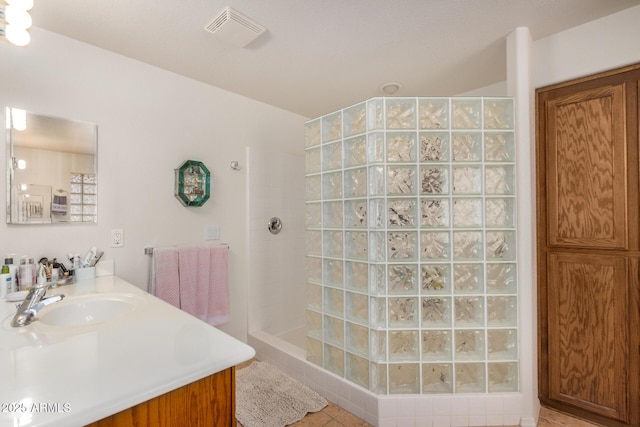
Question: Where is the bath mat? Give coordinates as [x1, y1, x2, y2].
[236, 361, 327, 427]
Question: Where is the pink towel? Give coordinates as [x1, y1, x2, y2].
[178, 245, 230, 326]
[151, 247, 180, 308]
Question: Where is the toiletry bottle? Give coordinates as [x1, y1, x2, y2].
[53, 259, 67, 276]
[50, 267, 59, 288]
[4, 256, 17, 293]
[36, 263, 47, 285]
[19, 257, 33, 290]
[1, 264, 10, 298]
[29, 258, 36, 285]
[18, 257, 25, 290]
[83, 247, 97, 268]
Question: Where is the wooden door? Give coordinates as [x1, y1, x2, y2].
[537, 64, 640, 426]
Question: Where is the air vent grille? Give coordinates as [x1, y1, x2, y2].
[205, 7, 266, 47]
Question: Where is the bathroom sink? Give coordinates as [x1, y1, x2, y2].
[38, 294, 141, 327]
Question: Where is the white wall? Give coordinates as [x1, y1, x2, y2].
[0, 27, 307, 341]
[458, 81, 507, 97]
[534, 5, 640, 88]
[246, 146, 306, 336]
[462, 5, 640, 96]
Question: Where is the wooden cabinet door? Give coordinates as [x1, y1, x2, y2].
[537, 64, 640, 427]
[545, 84, 627, 250]
[547, 253, 629, 422]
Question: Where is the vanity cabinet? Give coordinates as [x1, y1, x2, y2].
[0, 275, 254, 427]
[86, 367, 235, 426]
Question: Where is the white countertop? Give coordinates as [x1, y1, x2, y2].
[0, 275, 255, 427]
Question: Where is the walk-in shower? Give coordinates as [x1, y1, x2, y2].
[248, 96, 524, 426]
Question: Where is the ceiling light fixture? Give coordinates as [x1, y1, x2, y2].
[6, 0, 33, 10]
[0, 0, 33, 47]
[380, 82, 402, 96]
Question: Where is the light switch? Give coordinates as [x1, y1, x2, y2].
[205, 225, 220, 241]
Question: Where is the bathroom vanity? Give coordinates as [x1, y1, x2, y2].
[0, 275, 254, 426]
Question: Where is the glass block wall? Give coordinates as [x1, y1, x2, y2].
[304, 97, 517, 395]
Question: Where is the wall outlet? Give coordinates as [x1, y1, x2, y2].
[111, 229, 124, 247]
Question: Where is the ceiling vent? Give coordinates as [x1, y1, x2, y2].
[205, 7, 266, 48]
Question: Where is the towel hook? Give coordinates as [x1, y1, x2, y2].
[230, 161, 241, 171]
[268, 217, 283, 235]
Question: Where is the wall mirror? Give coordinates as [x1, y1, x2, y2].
[5, 108, 98, 224]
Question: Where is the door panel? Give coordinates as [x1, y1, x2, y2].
[547, 253, 629, 422]
[546, 85, 627, 250]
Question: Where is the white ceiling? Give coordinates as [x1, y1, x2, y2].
[31, 0, 640, 118]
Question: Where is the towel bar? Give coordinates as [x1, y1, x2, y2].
[144, 244, 229, 255]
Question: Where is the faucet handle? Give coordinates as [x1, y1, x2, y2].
[27, 282, 52, 298]
[31, 294, 65, 312]
[32, 282, 52, 291]
[13, 282, 54, 318]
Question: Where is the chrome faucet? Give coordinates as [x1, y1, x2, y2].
[11, 283, 65, 327]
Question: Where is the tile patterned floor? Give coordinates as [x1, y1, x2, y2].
[287, 401, 372, 427]
[287, 406, 600, 427]
[237, 398, 370, 427]
[537, 407, 601, 427]
[236, 360, 602, 427]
